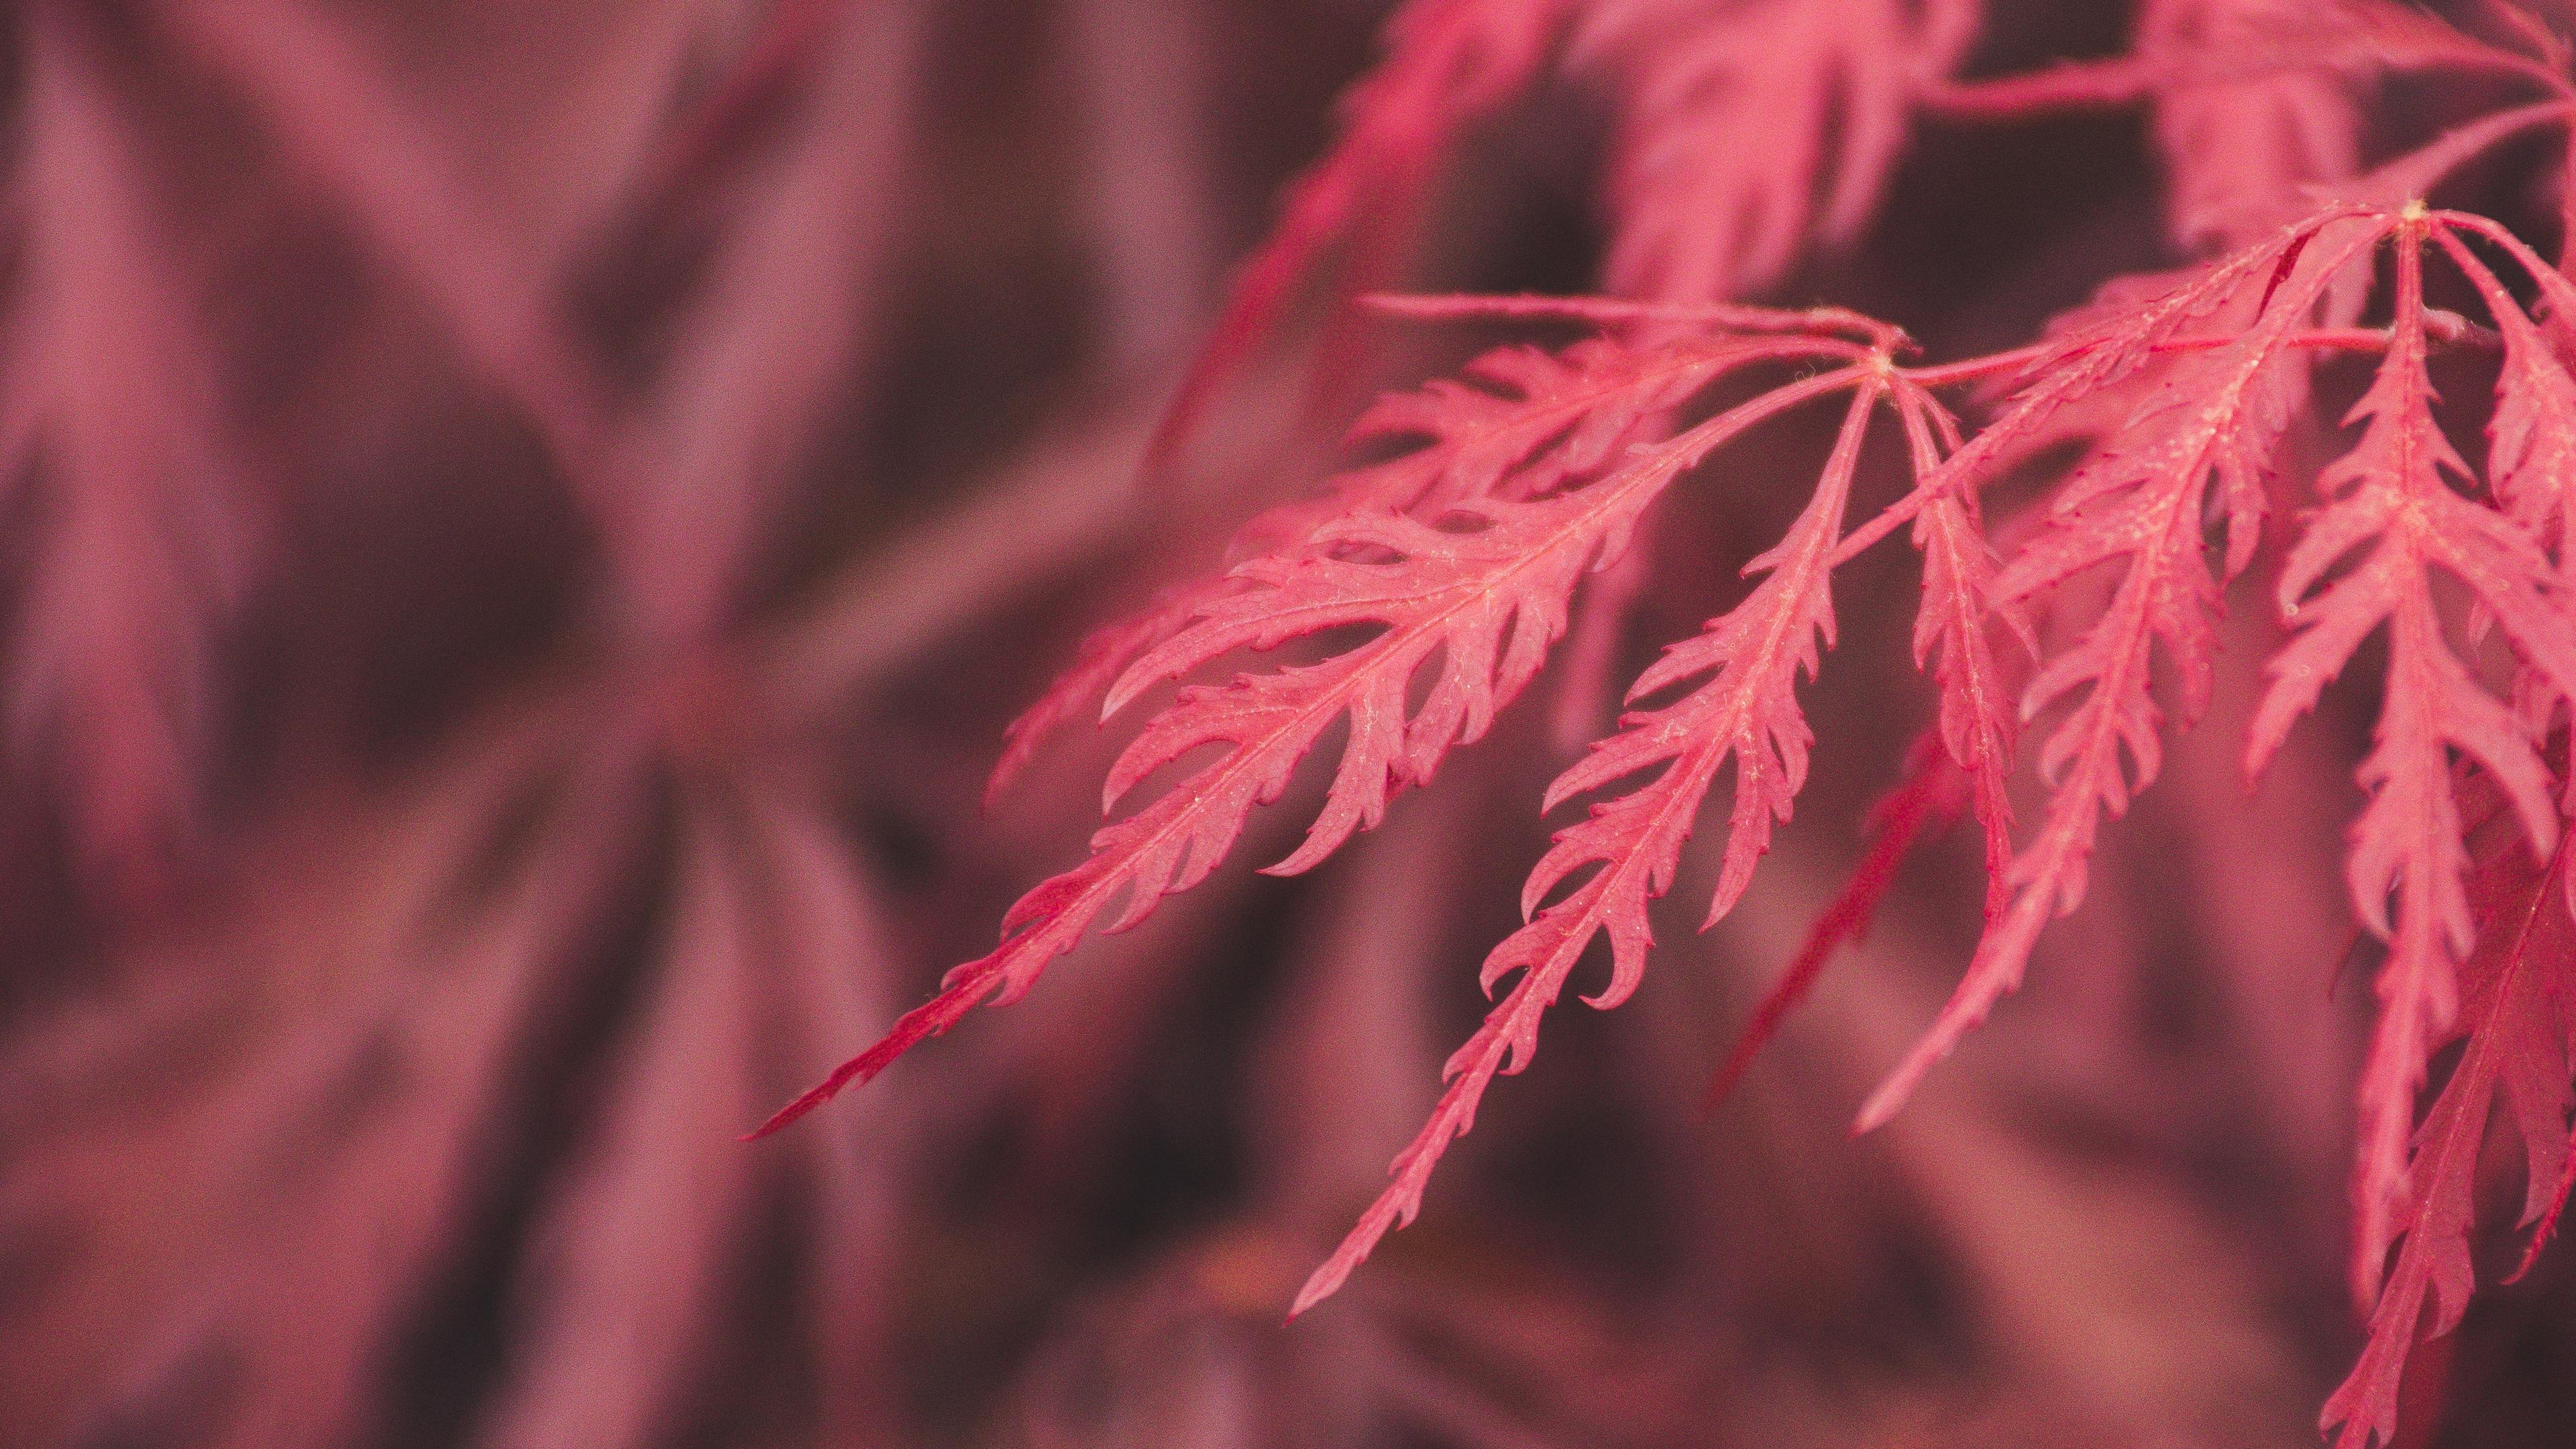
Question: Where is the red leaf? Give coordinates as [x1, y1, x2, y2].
[769, 335, 1870, 1137]
[1296, 375, 1886, 1311]
[2322, 793, 2576, 1449]
[2445, 229, 2576, 598]
[1891, 380, 2019, 903]
[2249, 220, 2576, 1305]
[1146, 0, 1563, 472]
[1575, 0, 1978, 303]
[2141, 0, 2364, 246]
[990, 336, 1754, 802]
[1858, 212, 2388, 1130]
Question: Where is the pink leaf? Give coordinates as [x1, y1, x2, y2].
[1146, 0, 1564, 472]
[1576, 0, 1978, 303]
[2141, 0, 2363, 246]
[1858, 212, 2390, 1131]
[2322, 790, 2576, 1449]
[1297, 376, 1887, 1311]
[992, 337, 1770, 799]
[2250, 221, 2576, 1305]
[767, 335, 1871, 1137]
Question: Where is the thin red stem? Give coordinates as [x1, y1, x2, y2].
[1367, 291, 1906, 348]
[1917, 56, 2157, 119]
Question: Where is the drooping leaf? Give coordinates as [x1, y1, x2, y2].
[2250, 221, 2576, 1305]
[2321, 780, 2576, 1449]
[1297, 378, 1887, 1311]
[989, 335, 1754, 800]
[1575, 0, 1980, 303]
[1859, 213, 2390, 1130]
[769, 336, 1872, 1136]
[2141, 0, 2364, 246]
[1146, 0, 1565, 471]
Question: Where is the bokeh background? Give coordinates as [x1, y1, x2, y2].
[2, 1, 2573, 1446]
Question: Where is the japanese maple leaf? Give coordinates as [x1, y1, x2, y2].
[1858, 211, 2388, 1128]
[1148, 0, 1564, 469]
[1297, 373, 1889, 1311]
[2248, 216, 2576, 1306]
[990, 338, 1728, 804]
[2141, 0, 2365, 247]
[765, 334, 1868, 1136]
[2321, 780, 2576, 1449]
[1574, 0, 1978, 303]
